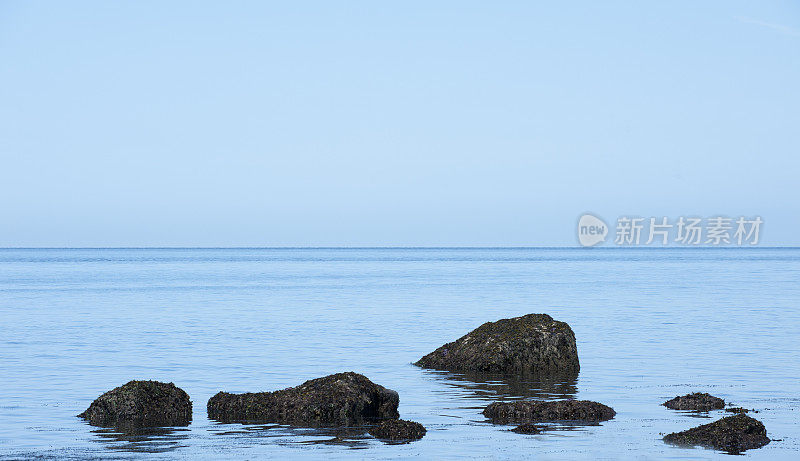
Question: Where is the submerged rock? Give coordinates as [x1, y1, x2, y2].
[368, 419, 426, 441]
[78, 380, 192, 427]
[483, 399, 615, 424]
[511, 423, 543, 434]
[663, 413, 770, 454]
[207, 372, 399, 426]
[663, 393, 725, 411]
[725, 407, 754, 414]
[415, 314, 579, 374]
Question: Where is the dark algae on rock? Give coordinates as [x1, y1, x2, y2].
[663, 413, 770, 454]
[78, 380, 192, 428]
[415, 314, 579, 374]
[725, 407, 754, 414]
[207, 372, 399, 426]
[511, 423, 543, 434]
[483, 399, 616, 424]
[368, 419, 426, 442]
[663, 392, 725, 411]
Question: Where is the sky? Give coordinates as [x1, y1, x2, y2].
[1, 1, 798, 247]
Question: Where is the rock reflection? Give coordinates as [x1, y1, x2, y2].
[294, 426, 371, 448]
[90, 425, 190, 453]
[423, 369, 579, 401]
[210, 422, 372, 448]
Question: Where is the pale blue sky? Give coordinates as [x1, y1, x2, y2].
[1, 1, 798, 246]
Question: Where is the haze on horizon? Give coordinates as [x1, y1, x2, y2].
[1, 1, 798, 247]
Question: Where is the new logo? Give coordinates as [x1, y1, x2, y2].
[578, 214, 608, 247]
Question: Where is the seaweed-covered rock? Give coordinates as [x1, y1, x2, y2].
[207, 372, 399, 426]
[368, 419, 426, 441]
[78, 380, 192, 427]
[511, 423, 543, 434]
[483, 399, 615, 424]
[415, 314, 579, 374]
[663, 413, 770, 454]
[725, 407, 753, 414]
[663, 393, 725, 411]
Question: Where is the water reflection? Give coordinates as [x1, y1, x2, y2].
[294, 426, 371, 448]
[421, 369, 579, 402]
[90, 426, 190, 453]
[209, 422, 372, 449]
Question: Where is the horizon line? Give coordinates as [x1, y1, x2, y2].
[0, 246, 798, 250]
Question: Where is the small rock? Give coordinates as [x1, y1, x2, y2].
[483, 399, 615, 424]
[415, 314, 579, 374]
[663, 413, 770, 454]
[207, 372, 399, 426]
[511, 423, 543, 434]
[725, 407, 751, 414]
[78, 380, 192, 427]
[663, 393, 725, 411]
[368, 419, 426, 441]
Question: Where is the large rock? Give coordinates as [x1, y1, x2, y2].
[663, 413, 770, 454]
[368, 419, 426, 441]
[207, 372, 399, 426]
[483, 399, 615, 424]
[415, 314, 579, 374]
[663, 392, 725, 411]
[78, 380, 192, 427]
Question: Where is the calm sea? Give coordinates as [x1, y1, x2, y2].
[0, 248, 798, 460]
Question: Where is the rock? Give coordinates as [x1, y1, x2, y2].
[78, 380, 192, 427]
[414, 314, 579, 374]
[207, 372, 399, 426]
[368, 419, 426, 441]
[663, 413, 770, 454]
[511, 423, 543, 434]
[483, 399, 615, 424]
[663, 393, 725, 411]
[725, 407, 754, 414]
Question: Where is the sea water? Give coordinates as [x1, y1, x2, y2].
[1, 248, 798, 459]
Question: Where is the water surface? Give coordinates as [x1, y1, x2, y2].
[1, 248, 798, 459]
